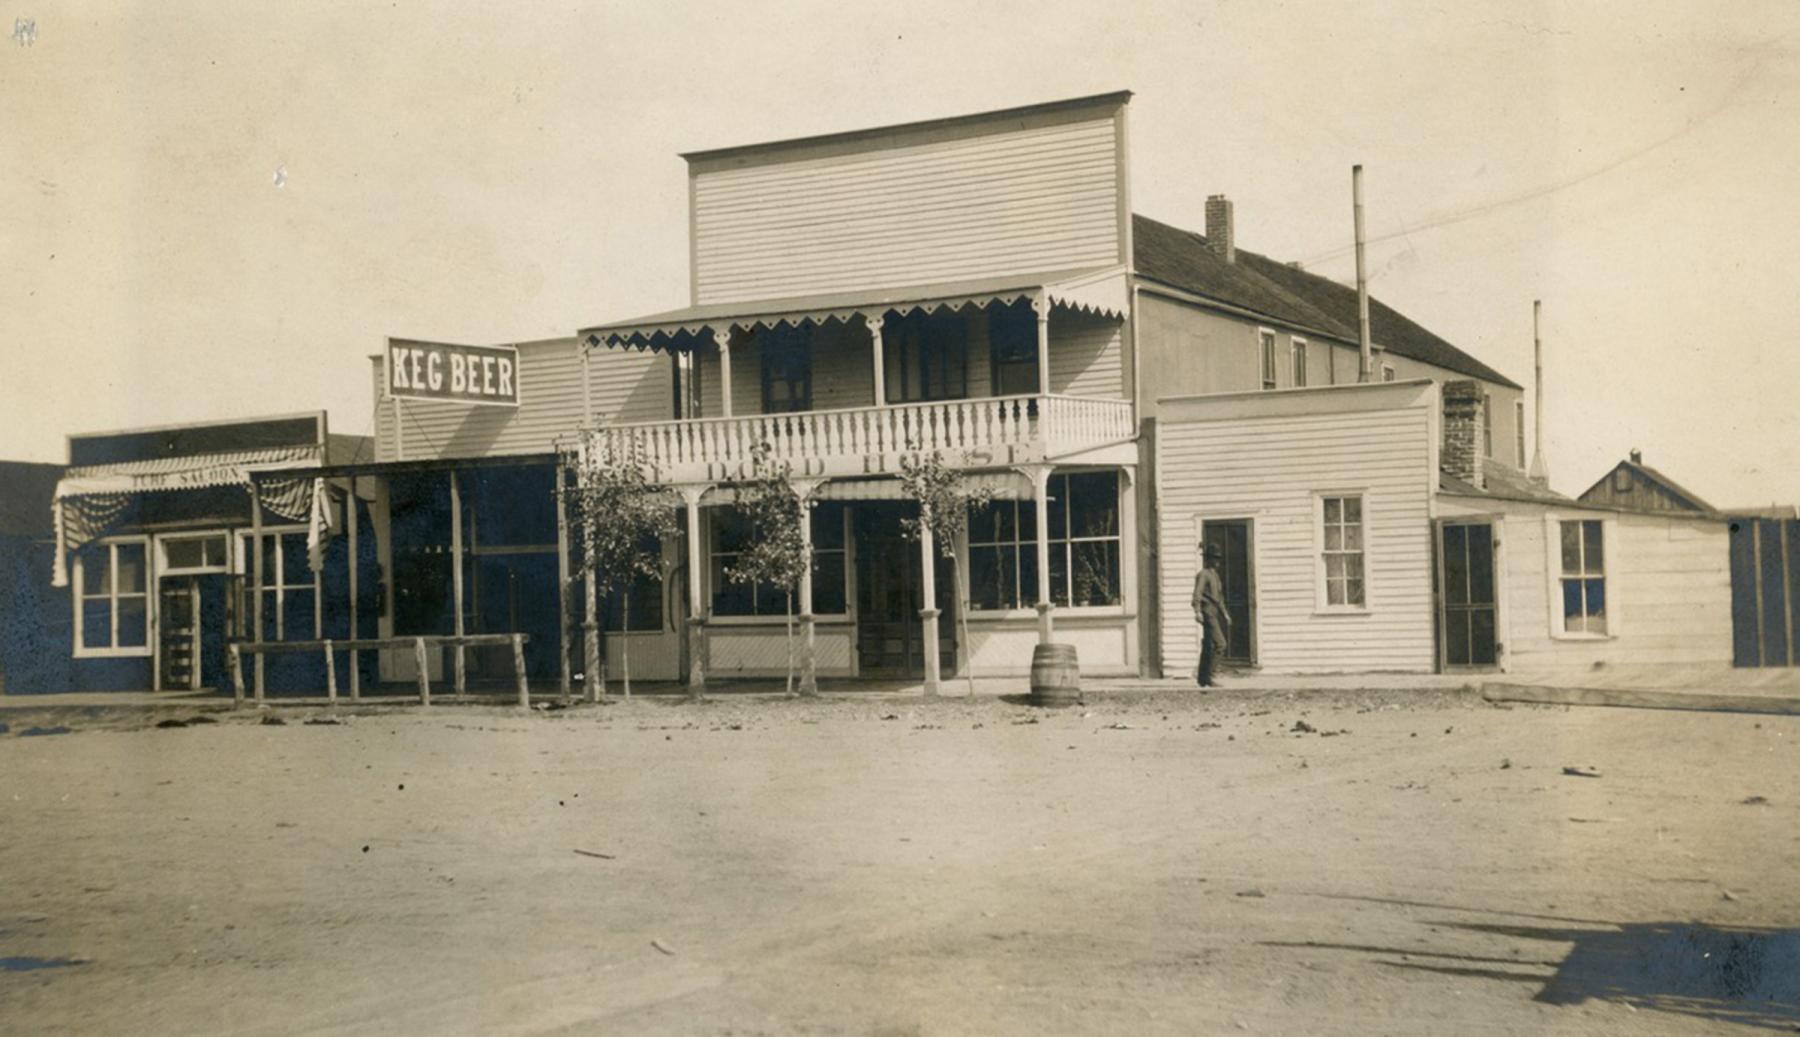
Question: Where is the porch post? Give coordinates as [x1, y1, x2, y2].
[249, 483, 266, 700]
[681, 484, 709, 698]
[1033, 292, 1052, 397]
[794, 480, 823, 696]
[865, 314, 886, 406]
[919, 504, 941, 696]
[714, 328, 734, 419]
[449, 469, 466, 699]
[347, 478, 360, 699]
[555, 464, 573, 703]
[1021, 464, 1055, 643]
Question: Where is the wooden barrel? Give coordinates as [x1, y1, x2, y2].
[1029, 643, 1081, 707]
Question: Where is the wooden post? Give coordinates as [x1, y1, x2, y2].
[1032, 293, 1052, 397]
[714, 328, 733, 418]
[347, 478, 361, 700]
[682, 485, 707, 698]
[866, 315, 886, 406]
[415, 637, 431, 705]
[449, 470, 466, 699]
[229, 644, 244, 707]
[583, 559, 600, 704]
[513, 633, 529, 708]
[1353, 165, 1374, 383]
[919, 510, 941, 696]
[798, 496, 818, 696]
[323, 640, 337, 702]
[1024, 465, 1055, 643]
[250, 484, 266, 699]
[555, 464, 574, 704]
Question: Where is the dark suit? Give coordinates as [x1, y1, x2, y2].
[1192, 565, 1229, 687]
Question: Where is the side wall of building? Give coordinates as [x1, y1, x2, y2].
[1156, 382, 1440, 676]
[1438, 496, 1733, 670]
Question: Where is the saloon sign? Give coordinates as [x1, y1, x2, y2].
[386, 339, 520, 407]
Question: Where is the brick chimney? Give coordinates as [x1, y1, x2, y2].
[1205, 194, 1235, 263]
[1442, 380, 1485, 489]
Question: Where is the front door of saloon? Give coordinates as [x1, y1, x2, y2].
[1200, 519, 1256, 664]
[158, 576, 200, 690]
[1439, 521, 1499, 669]
[854, 504, 956, 678]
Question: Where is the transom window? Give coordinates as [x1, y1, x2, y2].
[1559, 519, 1607, 634]
[1320, 495, 1367, 608]
[161, 533, 228, 572]
[75, 539, 149, 655]
[1260, 330, 1278, 390]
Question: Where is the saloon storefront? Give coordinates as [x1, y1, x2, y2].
[43, 413, 374, 694]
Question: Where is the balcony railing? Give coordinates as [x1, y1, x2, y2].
[585, 394, 1134, 483]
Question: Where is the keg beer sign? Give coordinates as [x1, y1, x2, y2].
[386, 339, 520, 407]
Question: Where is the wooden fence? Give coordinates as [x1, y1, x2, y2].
[229, 633, 532, 707]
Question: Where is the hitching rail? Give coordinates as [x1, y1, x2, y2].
[229, 633, 532, 708]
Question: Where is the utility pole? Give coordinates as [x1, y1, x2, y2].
[1529, 299, 1549, 483]
[1354, 165, 1373, 382]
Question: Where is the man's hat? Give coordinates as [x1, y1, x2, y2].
[1201, 543, 1223, 561]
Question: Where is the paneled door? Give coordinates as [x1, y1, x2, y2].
[1438, 521, 1499, 669]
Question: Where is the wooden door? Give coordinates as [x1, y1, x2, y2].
[854, 505, 958, 677]
[158, 576, 200, 691]
[1439, 521, 1499, 668]
[1200, 520, 1256, 664]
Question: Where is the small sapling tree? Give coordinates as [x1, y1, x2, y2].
[898, 449, 994, 697]
[723, 443, 813, 695]
[569, 434, 675, 699]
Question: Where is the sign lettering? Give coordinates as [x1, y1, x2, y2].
[386, 339, 520, 408]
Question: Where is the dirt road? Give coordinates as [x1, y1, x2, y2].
[2, 689, 1796, 1035]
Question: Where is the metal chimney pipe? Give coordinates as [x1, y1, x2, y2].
[1529, 299, 1549, 482]
[1354, 165, 1373, 382]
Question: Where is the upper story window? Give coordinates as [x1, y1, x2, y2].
[1482, 393, 1494, 458]
[1515, 400, 1526, 466]
[889, 312, 968, 403]
[1381, 363, 1396, 382]
[672, 351, 703, 419]
[1319, 494, 1367, 609]
[988, 306, 1039, 397]
[759, 327, 812, 413]
[1259, 330, 1278, 390]
[75, 539, 149, 656]
[1558, 519, 1607, 635]
[1291, 338, 1308, 387]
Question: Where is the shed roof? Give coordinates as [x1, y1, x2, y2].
[1132, 214, 1522, 390]
[1579, 458, 1718, 514]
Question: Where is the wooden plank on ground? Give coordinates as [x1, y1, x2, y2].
[1483, 682, 1800, 716]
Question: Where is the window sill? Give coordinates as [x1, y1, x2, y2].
[1310, 607, 1373, 618]
[708, 614, 852, 627]
[966, 605, 1131, 622]
[1549, 631, 1616, 642]
[74, 647, 152, 659]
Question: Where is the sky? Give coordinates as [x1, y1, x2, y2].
[4, 0, 1798, 506]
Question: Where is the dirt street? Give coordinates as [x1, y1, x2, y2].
[1, 689, 1796, 1035]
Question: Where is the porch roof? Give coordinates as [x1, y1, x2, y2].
[580, 265, 1128, 350]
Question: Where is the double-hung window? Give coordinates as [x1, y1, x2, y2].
[1260, 330, 1278, 389]
[988, 307, 1039, 397]
[759, 327, 812, 414]
[1319, 495, 1367, 608]
[1559, 519, 1607, 634]
[75, 539, 149, 655]
[1291, 339, 1308, 387]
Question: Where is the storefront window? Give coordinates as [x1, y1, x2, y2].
[238, 531, 316, 640]
[601, 532, 665, 633]
[75, 539, 149, 654]
[711, 502, 848, 617]
[968, 498, 1038, 610]
[1048, 471, 1122, 607]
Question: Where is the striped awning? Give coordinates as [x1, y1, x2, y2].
[55, 445, 322, 499]
[581, 266, 1129, 351]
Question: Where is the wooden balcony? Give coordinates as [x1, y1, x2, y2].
[586, 394, 1134, 484]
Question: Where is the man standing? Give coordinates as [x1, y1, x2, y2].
[1191, 543, 1230, 688]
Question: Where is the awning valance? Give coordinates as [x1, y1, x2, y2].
[581, 265, 1130, 351]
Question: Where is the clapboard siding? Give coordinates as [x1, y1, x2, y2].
[691, 110, 1124, 304]
[1438, 497, 1733, 669]
[374, 340, 673, 461]
[1157, 385, 1438, 676]
[1049, 309, 1125, 398]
